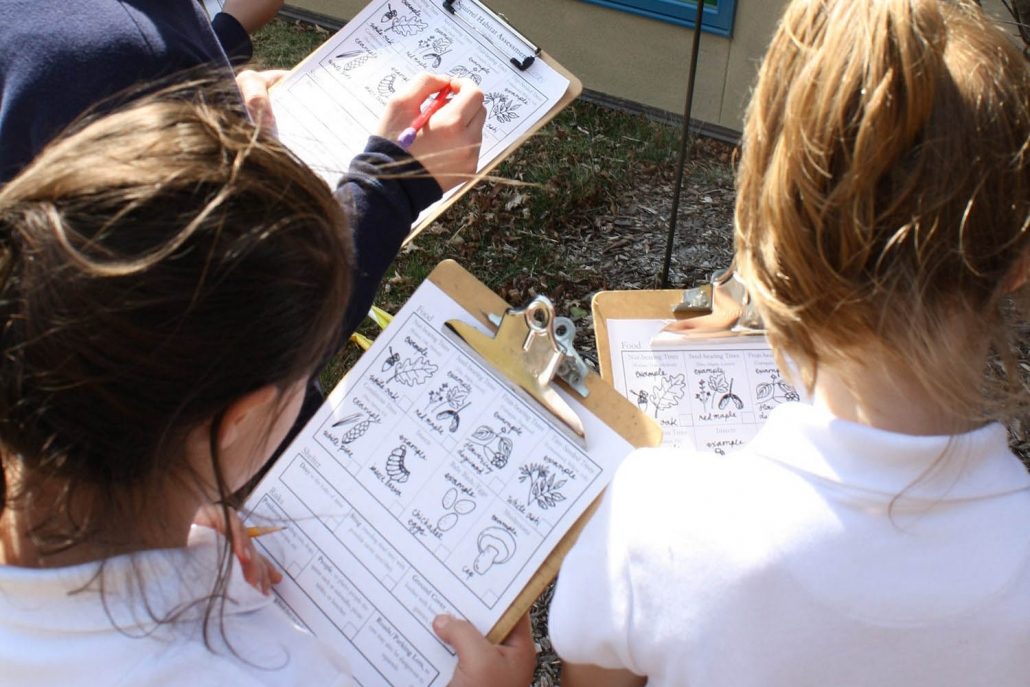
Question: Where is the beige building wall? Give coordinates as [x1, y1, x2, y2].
[285, 0, 1021, 134]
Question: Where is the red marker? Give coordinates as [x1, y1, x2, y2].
[397, 84, 454, 149]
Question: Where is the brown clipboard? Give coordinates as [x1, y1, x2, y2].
[592, 289, 692, 383]
[429, 261, 661, 642]
[271, 0, 582, 241]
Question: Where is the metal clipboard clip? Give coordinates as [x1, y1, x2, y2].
[665, 268, 765, 339]
[442, 0, 541, 70]
[445, 296, 591, 446]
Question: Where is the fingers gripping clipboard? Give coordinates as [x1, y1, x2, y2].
[244, 261, 658, 685]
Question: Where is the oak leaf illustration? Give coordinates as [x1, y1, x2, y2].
[390, 15, 427, 36]
[389, 357, 438, 386]
[650, 373, 686, 413]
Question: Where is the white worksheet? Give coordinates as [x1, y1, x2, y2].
[270, 0, 570, 198]
[606, 320, 801, 451]
[245, 280, 632, 686]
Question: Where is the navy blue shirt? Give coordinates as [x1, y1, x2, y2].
[0, 0, 441, 430]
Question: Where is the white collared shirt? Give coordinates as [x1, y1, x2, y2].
[550, 402, 1030, 686]
[0, 528, 352, 686]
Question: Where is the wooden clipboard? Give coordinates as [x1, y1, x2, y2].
[592, 289, 693, 383]
[430, 261, 660, 642]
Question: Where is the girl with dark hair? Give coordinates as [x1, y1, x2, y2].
[0, 83, 532, 686]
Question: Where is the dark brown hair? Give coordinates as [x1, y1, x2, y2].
[0, 78, 353, 632]
[736, 0, 1029, 422]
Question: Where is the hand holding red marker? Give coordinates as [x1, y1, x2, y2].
[397, 83, 454, 149]
[376, 73, 485, 192]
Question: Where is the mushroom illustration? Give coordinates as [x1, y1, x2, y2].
[474, 527, 516, 574]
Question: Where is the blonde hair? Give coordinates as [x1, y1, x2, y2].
[735, 0, 1030, 422]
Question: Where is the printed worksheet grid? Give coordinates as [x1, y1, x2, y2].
[314, 310, 601, 608]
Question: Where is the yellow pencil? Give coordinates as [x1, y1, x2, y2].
[245, 525, 286, 538]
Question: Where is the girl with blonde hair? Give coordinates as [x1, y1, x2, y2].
[549, 1, 1030, 684]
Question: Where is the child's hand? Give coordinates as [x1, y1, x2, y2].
[433, 613, 536, 687]
[235, 69, 289, 137]
[192, 504, 284, 595]
[376, 73, 486, 193]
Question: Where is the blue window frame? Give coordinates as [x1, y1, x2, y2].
[581, 0, 737, 37]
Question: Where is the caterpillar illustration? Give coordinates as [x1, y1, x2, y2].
[385, 446, 410, 484]
[378, 74, 399, 100]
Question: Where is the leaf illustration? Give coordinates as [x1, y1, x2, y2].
[335, 49, 364, 60]
[708, 370, 729, 394]
[490, 97, 522, 124]
[390, 15, 427, 36]
[471, 426, 496, 443]
[756, 383, 774, 402]
[421, 53, 443, 68]
[449, 66, 483, 84]
[650, 373, 686, 412]
[454, 499, 475, 515]
[446, 385, 469, 407]
[332, 412, 363, 428]
[390, 357, 438, 386]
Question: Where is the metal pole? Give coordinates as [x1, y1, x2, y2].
[659, 0, 706, 288]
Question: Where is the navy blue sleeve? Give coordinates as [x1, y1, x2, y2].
[211, 12, 253, 63]
[0, 0, 231, 184]
[274, 137, 442, 457]
[335, 135, 443, 339]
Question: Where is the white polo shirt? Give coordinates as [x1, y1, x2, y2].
[549, 402, 1030, 686]
[0, 528, 352, 686]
